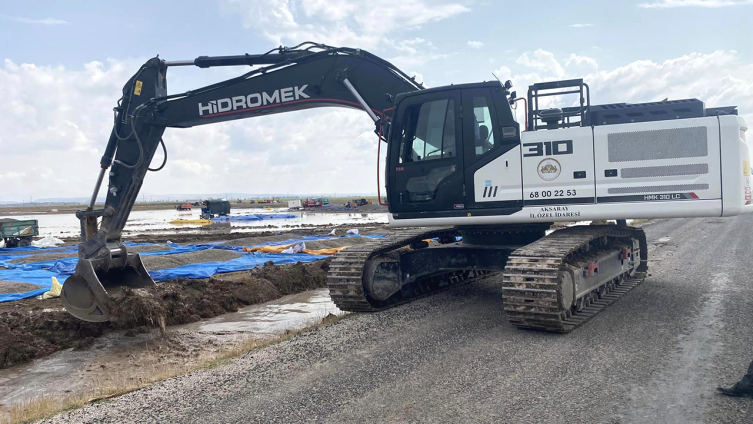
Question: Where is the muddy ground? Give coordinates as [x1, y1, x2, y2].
[0, 221, 391, 370]
[0, 259, 331, 370]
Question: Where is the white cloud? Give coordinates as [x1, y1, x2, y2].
[500, 50, 753, 128]
[638, 0, 753, 8]
[3, 46, 753, 200]
[394, 37, 434, 54]
[224, 0, 469, 50]
[568, 23, 594, 27]
[516, 49, 566, 78]
[565, 53, 599, 69]
[0, 14, 69, 25]
[467, 41, 484, 49]
[0, 56, 392, 199]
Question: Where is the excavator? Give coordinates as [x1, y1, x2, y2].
[61, 42, 751, 332]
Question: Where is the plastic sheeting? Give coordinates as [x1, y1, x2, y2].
[211, 213, 297, 221]
[32, 236, 65, 248]
[0, 234, 389, 302]
[169, 219, 211, 225]
[149, 252, 323, 281]
[0, 269, 69, 302]
[243, 244, 350, 255]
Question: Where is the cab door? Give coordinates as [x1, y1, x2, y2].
[388, 90, 465, 215]
[461, 86, 523, 211]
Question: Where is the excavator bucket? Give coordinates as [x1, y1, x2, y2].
[61, 253, 155, 322]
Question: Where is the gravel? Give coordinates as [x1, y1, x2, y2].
[141, 249, 244, 271]
[44, 216, 753, 423]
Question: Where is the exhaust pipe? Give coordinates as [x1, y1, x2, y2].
[61, 245, 154, 322]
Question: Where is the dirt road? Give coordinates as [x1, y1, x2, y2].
[45, 216, 753, 423]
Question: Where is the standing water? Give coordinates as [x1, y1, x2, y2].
[0, 208, 388, 238]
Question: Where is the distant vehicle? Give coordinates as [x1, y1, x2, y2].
[0, 218, 38, 248]
[303, 198, 323, 208]
[200, 200, 231, 219]
[288, 199, 302, 209]
[176, 203, 192, 211]
[317, 198, 330, 205]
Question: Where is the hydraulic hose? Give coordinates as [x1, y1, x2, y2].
[148, 138, 167, 172]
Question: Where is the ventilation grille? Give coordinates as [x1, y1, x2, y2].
[607, 184, 709, 195]
[607, 126, 708, 162]
[620, 163, 709, 179]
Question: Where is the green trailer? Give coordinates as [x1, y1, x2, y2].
[0, 218, 39, 248]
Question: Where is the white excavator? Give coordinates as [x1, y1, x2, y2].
[61, 42, 751, 332]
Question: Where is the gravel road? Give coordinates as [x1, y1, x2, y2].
[45, 216, 753, 423]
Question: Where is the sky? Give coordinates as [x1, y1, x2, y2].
[1, 0, 753, 201]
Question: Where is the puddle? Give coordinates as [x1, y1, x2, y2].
[175, 288, 341, 340]
[0, 288, 341, 413]
[0, 208, 388, 238]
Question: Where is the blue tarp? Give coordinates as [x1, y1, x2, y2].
[149, 252, 324, 281]
[0, 245, 70, 254]
[0, 234, 389, 302]
[211, 214, 297, 221]
[0, 269, 69, 302]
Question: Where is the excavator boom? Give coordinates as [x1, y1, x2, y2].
[62, 43, 421, 322]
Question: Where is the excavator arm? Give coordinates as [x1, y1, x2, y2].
[62, 43, 422, 322]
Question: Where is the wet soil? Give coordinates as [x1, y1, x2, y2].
[109, 260, 330, 329]
[0, 281, 43, 294]
[140, 249, 243, 271]
[9, 244, 173, 265]
[0, 260, 330, 370]
[0, 221, 386, 372]
[0, 299, 105, 369]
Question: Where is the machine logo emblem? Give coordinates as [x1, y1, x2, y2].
[537, 158, 561, 181]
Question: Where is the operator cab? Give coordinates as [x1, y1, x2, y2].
[386, 81, 521, 219]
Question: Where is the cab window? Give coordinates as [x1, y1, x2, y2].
[399, 99, 456, 163]
[472, 96, 496, 157]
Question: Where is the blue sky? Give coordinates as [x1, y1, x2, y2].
[1, 0, 752, 200]
[2, 0, 751, 83]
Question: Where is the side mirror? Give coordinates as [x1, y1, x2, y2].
[510, 91, 517, 99]
[504, 80, 513, 90]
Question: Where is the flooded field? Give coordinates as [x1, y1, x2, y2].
[0, 208, 388, 239]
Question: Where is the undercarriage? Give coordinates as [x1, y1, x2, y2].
[327, 224, 648, 332]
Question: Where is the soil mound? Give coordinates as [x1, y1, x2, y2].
[9, 244, 173, 265]
[0, 281, 43, 294]
[0, 306, 104, 369]
[141, 249, 242, 270]
[109, 260, 330, 328]
[0, 258, 330, 369]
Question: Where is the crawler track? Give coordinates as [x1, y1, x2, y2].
[502, 225, 647, 333]
[327, 227, 485, 311]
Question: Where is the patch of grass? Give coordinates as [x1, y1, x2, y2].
[1, 311, 348, 424]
